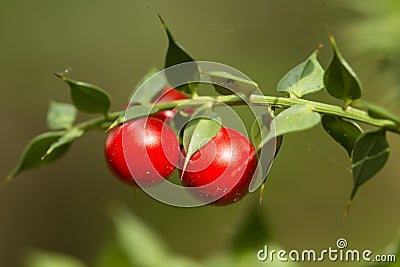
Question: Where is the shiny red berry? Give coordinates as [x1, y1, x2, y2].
[105, 117, 180, 187]
[180, 127, 257, 206]
[152, 86, 188, 122]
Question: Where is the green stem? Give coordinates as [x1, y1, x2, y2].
[248, 95, 399, 133]
[76, 111, 121, 131]
[74, 94, 400, 134]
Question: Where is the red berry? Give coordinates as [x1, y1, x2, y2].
[105, 117, 180, 187]
[180, 127, 257, 206]
[152, 86, 188, 122]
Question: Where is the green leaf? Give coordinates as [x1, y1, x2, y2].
[182, 104, 221, 175]
[47, 101, 77, 130]
[24, 249, 87, 267]
[258, 104, 321, 149]
[277, 48, 324, 98]
[182, 118, 221, 159]
[206, 71, 258, 96]
[43, 128, 84, 159]
[350, 130, 389, 200]
[109, 205, 168, 267]
[54, 73, 111, 116]
[323, 34, 363, 106]
[6, 132, 69, 182]
[159, 15, 199, 94]
[322, 115, 363, 157]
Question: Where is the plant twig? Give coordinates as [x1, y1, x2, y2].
[72, 94, 400, 134]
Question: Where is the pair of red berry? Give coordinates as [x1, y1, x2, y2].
[105, 87, 257, 205]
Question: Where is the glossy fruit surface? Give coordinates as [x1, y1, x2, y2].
[180, 127, 257, 205]
[152, 86, 188, 122]
[105, 117, 179, 186]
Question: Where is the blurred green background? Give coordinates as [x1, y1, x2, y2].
[1, 1, 399, 266]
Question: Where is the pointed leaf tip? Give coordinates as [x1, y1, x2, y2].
[105, 124, 115, 133]
[43, 128, 84, 159]
[324, 34, 363, 106]
[53, 72, 64, 80]
[157, 14, 166, 27]
[3, 175, 12, 185]
[41, 152, 49, 160]
[343, 200, 352, 219]
[6, 132, 70, 181]
[259, 183, 265, 204]
[160, 15, 199, 94]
